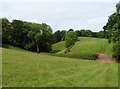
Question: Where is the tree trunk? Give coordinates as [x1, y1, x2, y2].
[36, 44, 39, 53]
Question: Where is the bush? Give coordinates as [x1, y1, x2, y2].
[51, 53, 98, 60]
[113, 41, 120, 61]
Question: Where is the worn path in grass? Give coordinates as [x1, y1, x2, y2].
[97, 54, 115, 63]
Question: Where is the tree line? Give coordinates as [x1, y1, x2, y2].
[2, 18, 53, 52]
[53, 29, 105, 44]
[1, 18, 106, 53]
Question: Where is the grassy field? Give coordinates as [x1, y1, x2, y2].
[2, 48, 118, 87]
[52, 37, 113, 54]
[52, 41, 65, 51]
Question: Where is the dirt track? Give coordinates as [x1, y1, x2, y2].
[97, 54, 114, 63]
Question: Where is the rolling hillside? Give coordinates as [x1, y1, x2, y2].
[2, 48, 118, 87]
[52, 37, 113, 54]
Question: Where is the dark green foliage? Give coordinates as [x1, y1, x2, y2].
[65, 31, 78, 48]
[68, 29, 74, 32]
[92, 31, 105, 38]
[103, 2, 120, 42]
[116, 1, 120, 13]
[75, 30, 82, 36]
[103, 2, 120, 61]
[51, 53, 98, 60]
[65, 31, 78, 53]
[113, 41, 120, 61]
[75, 29, 105, 38]
[53, 30, 61, 43]
[60, 30, 66, 41]
[11, 20, 26, 47]
[53, 30, 66, 43]
[1, 18, 12, 44]
[2, 18, 53, 52]
[53, 29, 106, 45]
[103, 13, 119, 41]
[81, 29, 93, 37]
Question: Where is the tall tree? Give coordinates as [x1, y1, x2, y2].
[11, 20, 26, 47]
[75, 30, 82, 37]
[103, 2, 120, 61]
[53, 30, 62, 43]
[2, 18, 12, 44]
[53, 30, 66, 43]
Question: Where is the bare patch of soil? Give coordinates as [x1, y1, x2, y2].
[97, 54, 115, 63]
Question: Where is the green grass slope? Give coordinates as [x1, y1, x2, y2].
[52, 37, 113, 54]
[2, 48, 118, 87]
[52, 41, 65, 51]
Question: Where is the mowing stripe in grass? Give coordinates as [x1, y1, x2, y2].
[43, 63, 110, 87]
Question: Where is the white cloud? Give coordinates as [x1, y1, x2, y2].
[80, 17, 108, 31]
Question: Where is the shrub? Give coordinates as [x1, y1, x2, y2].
[113, 41, 120, 62]
[51, 53, 98, 60]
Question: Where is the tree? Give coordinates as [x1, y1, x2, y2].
[68, 29, 74, 32]
[116, 1, 120, 13]
[53, 30, 66, 43]
[53, 30, 62, 43]
[2, 18, 12, 44]
[103, 13, 118, 41]
[11, 20, 26, 47]
[113, 41, 120, 61]
[60, 30, 66, 41]
[75, 30, 82, 36]
[103, 2, 120, 61]
[80, 29, 86, 36]
[114, 2, 120, 61]
[65, 31, 78, 53]
[2, 18, 53, 53]
[92, 31, 105, 38]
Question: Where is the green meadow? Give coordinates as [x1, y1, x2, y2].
[2, 37, 118, 87]
[53, 37, 113, 54]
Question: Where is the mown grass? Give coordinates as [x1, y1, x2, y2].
[2, 48, 118, 87]
[52, 41, 65, 51]
[52, 37, 113, 54]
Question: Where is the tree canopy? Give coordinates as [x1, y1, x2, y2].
[2, 18, 53, 52]
[65, 31, 78, 53]
[103, 2, 120, 61]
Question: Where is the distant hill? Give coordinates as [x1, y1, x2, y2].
[52, 37, 113, 54]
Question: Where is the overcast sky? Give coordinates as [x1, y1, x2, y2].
[0, 0, 119, 32]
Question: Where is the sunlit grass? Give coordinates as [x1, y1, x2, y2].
[52, 37, 113, 54]
[2, 48, 118, 87]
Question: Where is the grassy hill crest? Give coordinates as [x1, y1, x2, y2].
[52, 37, 113, 54]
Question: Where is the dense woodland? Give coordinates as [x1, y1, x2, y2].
[1, 19, 53, 52]
[1, 2, 120, 61]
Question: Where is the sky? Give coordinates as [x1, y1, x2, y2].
[0, 0, 119, 32]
